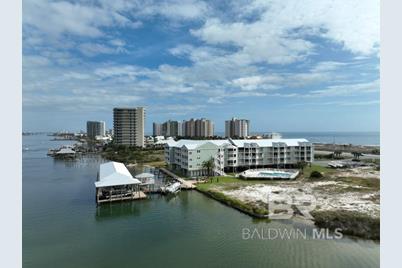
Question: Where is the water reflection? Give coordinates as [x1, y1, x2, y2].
[95, 201, 143, 220]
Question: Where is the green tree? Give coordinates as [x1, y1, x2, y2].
[202, 157, 215, 181]
[297, 161, 307, 171]
[352, 152, 363, 160]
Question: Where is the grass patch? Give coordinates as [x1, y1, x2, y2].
[312, 176, 380, 193]
[102, 145, 165, 165]
[336, 177, 380, 190]
[197, 187, 268, 218]
[196, 176, 280, 192]
[311, 210, 380, 240]
[144, 161, 166, 168]
[302, 164, 335, 179]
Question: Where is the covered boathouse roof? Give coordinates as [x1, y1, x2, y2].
[95, 161, 141, 188]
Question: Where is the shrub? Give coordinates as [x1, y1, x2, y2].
[311, 210, 380, 240]
[310, 170, 323, 179]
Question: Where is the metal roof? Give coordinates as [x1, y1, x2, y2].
[169, 139, 231, 149]
[166, 138, 311, 149]
[230, 139, 310, 147]
[56, 148, 76, 154]
[95, 162, 141, 188]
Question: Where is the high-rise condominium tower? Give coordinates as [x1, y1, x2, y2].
[113, 107, 145, 147]
[182, 118, 214, 137]
[86, 121, 106, 139]
[225, 117, 250, 138]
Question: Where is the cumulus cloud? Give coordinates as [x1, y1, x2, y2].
[22, 0, 380, 126]
[192, 0, 379, 64]
[308, 79, 380, 97]
[23, 0, 133, 38]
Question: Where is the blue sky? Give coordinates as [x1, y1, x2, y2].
[22, 0, 380, 133]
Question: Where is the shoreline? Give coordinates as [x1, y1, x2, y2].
[193, 163, 380, 241]
[196, 185, 380, 240]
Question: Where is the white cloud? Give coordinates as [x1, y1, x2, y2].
[22, 0, 380, 117]
[23, 0, 133, 38]
[139, 0, 209, 20]
[232, 75, 282, 91]
[309, 79, 380, 97]
[109, 39, 126, 47]
[288, 100, 380, 107]
[78, 43, 115, 57]
[191, 0, 379, 65]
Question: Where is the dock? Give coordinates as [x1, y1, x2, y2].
[158, 168, 196, 190]
[97, 191, 147, 204]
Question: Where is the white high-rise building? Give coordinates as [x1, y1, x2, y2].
[225, 118, 250, 138]
[86, 121, 106, 139]
[113, 107, 145, 147]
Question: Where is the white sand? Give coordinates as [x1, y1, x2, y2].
[219, 180, 379, 218]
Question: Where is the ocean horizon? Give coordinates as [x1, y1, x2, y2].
[26, 130, 380, 146]
[203, 131, 379, 146]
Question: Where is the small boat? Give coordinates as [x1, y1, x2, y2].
[165, 182, 181, 194]
[47, 149, 57, 156]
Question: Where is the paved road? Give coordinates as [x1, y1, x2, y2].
[313, 153, 380, 167]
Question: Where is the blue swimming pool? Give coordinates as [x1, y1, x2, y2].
[240, 169, 299, 179]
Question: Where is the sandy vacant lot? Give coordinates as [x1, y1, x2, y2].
[209, 166, 380, 219]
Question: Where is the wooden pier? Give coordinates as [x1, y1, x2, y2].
[158, 168, 196, 190]
[97, 191, 147, 204]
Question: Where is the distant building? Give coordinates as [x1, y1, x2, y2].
[153, 120, 182, 137]
[113, 107, 145, 147]
[86, 121, 105, 139]
[266, 132, 282, 139]
[153, 123, 162, 136]
[182, 118, 214, 137]
[225, 118, 250, 138]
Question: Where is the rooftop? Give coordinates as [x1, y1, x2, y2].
[230, 138, 310, 147]
[56, 148, 75, 154]
[95, 161, 141, 188]
[169, 139, 232, 149]
[166, 138, 311, 149]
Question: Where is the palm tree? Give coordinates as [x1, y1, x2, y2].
[352, 152, 363, 160]
[202, 157, 215, 182]
[297, 161, 307, 171]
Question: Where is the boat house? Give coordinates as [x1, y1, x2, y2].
[54, 147, 76, 159]
[95, 161, 146, 204]
[135, 172, 156, 193]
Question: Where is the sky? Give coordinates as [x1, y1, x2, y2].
[22, 0, 380, 133]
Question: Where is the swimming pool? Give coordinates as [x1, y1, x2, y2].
[240, 169, 299, 179]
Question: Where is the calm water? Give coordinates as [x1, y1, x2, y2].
[23, 135, 380, 268]
[280, 132, 380, 146]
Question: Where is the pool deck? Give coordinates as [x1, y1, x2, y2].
[239, 169, 299, 180]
